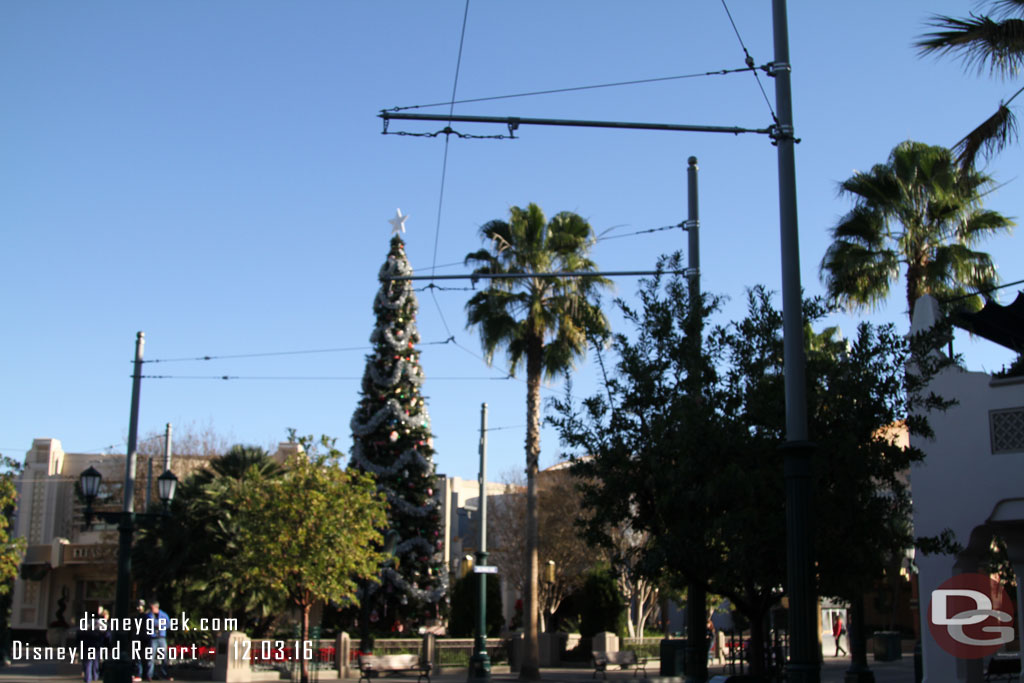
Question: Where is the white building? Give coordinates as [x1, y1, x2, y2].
[909, 295, 1024, 682]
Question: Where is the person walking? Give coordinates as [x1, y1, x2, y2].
[79, 611, 100, 683]
[833, 614, 847, 657]
[132, 600, 151, 682]
[146, 600, 172, 681]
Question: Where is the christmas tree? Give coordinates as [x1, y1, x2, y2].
[350, 221, 446, 630]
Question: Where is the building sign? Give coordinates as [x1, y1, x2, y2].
[63, 544, 116, 564]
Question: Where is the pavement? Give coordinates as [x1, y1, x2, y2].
[0, 654, 916, 682]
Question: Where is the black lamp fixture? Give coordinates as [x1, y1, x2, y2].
[80, 466, 102, 502]
[79, 466, 177, 526]
[156, 469, 178, 507]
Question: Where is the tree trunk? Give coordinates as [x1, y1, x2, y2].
[747, 610, 767, 676]
[521, 337, 543, 680]
[301, 601, 311, 683]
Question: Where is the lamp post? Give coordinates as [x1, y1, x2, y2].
[79, 464, 177, 683]
[468, 403, 491, 682]
[79, 332, 179, 683]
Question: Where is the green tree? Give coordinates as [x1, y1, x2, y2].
[820, 140, 1013, 321]
[551, 260, 949, 675]
[233, 445, 387, 683]
[349, 236, 446, 629]
[447, 573, 504, 638]
[133, 445, 286, 638]
[0, 456, 25, 663]
[464, 203, 610, 680]
[917, 1, 1024, 167]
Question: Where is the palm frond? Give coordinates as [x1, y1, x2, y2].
[992, 0, 1024, 19]
[955, 103, 1019, 167]
[917, 14, 1024, 77]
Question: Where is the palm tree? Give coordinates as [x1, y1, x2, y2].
[465, 203, 610, 680]
[820, 141, 1013, 322]
[917, 1, 1024, 167]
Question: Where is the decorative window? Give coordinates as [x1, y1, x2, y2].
[991, 408, 1024, 454]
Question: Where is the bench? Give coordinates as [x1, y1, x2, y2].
[592, 650, 647, 679]
[357, 653, 431, 683]
[985, 656, 1021, 682]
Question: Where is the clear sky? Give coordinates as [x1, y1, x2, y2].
[3, 1, 1020, 481]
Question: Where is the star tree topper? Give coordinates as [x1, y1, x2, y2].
[389, 209, 409, 235]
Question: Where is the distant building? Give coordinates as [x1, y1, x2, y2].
[436, 475, 519, 630]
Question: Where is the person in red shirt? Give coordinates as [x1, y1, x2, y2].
[832, 615, 847, 656]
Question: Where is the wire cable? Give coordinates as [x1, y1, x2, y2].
[429, 0, 472, 282]
[141, 339, 455, 365]
[384, 65, 762, 113]
[720, 0, 777, 122]
[140, 374, 512, 381]
[596, 224, 683, 243]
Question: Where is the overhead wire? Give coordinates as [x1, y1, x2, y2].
[596, 223, 683, 243]
[140, 375, 511, 381]
[142, 339, 456, 365]
[719, 0, 778, 122]
[383, 65, 764, 113]
[425, 0, 472, 341]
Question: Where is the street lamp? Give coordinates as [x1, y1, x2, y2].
[79, 467, 178, 524]
[79, 464, 177, 683]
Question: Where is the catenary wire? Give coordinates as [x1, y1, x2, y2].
[384, 65, 763, 113]
[142, 339, 454, 364]
[140, 375, 512, 381]
[720, 0, 778, 122]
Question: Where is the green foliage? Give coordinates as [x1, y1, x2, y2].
[133, 444, 286, 637]
[349, 236, 446, 627]
[551, 257, 952, 672]
[0, 456, 25, 596]
[465, 203, 610, 672]
[820, 140, 1012, 320]
[917, 2, 1024, 166]
[232, 448, 388, 614]
[446, 573, 504, 637]
[576, 565, 626, 638]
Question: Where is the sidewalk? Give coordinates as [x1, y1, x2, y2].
[0, 655, 916, 682]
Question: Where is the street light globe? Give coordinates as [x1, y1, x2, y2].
[157, 469, 178, 504]
[80, 466, 102, 501]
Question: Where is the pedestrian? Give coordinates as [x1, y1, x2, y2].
[833, 614, 847, 657]
[146, 600, 172, 681]
[79, 611, 100, 683]
[96, 607, 112, 678]
[706, 618, 716, 662]
[132, 599, 151, 682]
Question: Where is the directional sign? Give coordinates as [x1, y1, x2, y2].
[473, 565, 499, 574]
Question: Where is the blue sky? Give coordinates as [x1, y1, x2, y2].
[2, 1, 1020, 481]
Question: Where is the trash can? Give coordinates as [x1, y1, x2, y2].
[659, 638, 688, 676]
[873, 631, 902, 662]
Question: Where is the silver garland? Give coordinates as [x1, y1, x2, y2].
[383, 566, 447, 604]
[350, 442, 432, 477]
[368, 357, 424, 388]
[350, 398, 431, 437]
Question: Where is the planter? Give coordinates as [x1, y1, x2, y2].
[872, 631, 902, 662]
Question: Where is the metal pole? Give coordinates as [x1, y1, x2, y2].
[164, 422, 173, 472]
[771, 2, 819, 682]
[684, 157, 708, 683]
[107, 332, 144, 683]
[380, 111, 773, 136]
[469, 403, 491, 682]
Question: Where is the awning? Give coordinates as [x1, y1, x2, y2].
[953, 292, 1024, 352]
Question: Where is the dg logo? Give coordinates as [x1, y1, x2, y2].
[928, 573, 1016, 659]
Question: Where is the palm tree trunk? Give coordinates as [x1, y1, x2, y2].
[521, 338, 543, 680]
